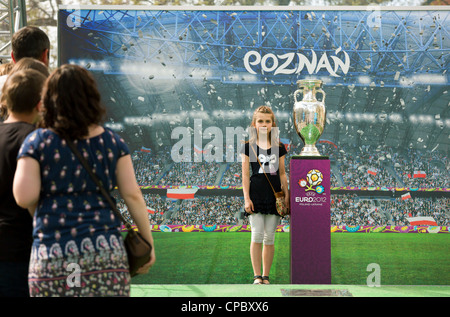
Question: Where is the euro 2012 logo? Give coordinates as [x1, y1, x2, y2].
[298, 169, 325, 194]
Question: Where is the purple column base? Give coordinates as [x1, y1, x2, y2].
[290, 156, 331, 284]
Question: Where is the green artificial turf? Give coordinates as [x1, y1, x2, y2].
[331, 234, 449, 285]
[129, 232, 449, 286]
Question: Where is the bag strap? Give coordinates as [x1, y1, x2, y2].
[65, 138, 133, 231]
[250, 144, 277, 195]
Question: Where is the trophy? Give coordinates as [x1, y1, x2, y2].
[293, 79, 326, 156]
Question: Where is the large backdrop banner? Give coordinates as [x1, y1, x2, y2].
[56, 5, 449, 285]
[57, 6, 449, 204]
[58, 6, 449, 158]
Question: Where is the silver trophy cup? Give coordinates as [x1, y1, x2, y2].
[293, 79, 326, 156]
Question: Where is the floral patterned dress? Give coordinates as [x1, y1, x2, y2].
[17, 128, 131, 297]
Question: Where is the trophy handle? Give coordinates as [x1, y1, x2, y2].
[316, 88, 326, 103]
[294, 89, 303, 103]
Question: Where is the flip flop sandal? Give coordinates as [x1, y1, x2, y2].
[253, 275, 263, 284]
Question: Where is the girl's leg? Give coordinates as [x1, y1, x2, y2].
[249, 213, 264, 283]
[262, 244, 274, 277]
[261, 214, 280, 284]
[250, 241, 263, 282]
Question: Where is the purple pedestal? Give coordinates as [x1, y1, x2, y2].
[290, 156, 331, 284]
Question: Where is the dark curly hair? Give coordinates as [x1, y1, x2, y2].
[40, 64, 106, 140]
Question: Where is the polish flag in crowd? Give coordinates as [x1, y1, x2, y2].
[167, 187, 198, 199]
[367, 168, 377, 176]
[194, 144, 204, 154]
[413, 170, 426, 178]
[406, 216, 437, 226]
[147, 207, 161, 215]
[401, 192, 412, 200]
[140, 146, 151, 153]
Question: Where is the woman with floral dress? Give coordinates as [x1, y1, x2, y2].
[13, 64, 155, 296]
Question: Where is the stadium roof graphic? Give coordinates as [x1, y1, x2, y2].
[58, 6, 449, 155]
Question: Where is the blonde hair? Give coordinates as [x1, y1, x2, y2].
[10, 57, 49, 77]
[0, 62, 13, 76]
[248, 105, 279, 145]
[251, 105, 277, 128]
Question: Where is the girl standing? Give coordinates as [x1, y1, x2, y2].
[240, 106, 289, 284]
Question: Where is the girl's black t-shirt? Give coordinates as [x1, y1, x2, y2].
[240, 142, 287, 216]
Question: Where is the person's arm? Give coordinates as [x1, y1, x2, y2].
[116, 154, 155, 273]
[13, 157, 41, 216]
[241, 153, 254, 213]
[278, 155, 289, 210]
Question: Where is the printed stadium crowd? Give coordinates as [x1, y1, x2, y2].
[115, 142, 449, 227]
